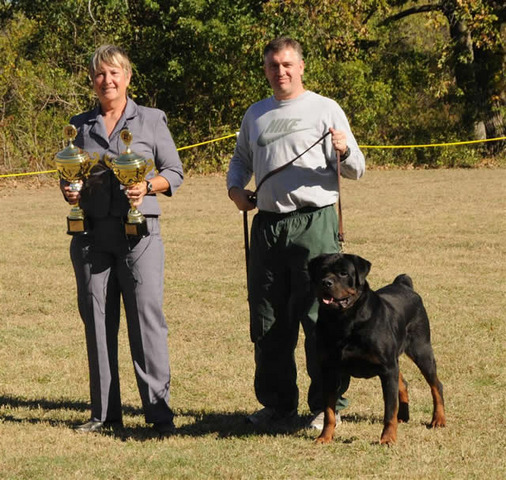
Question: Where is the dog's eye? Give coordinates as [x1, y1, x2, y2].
[338, 271, 349, 278]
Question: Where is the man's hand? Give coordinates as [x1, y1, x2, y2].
[228, 187, 257, 211]
[329, 127, 348, 157]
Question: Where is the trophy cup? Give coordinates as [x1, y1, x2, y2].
[54, 125, 98, 235]
[105, 129, 154, 237]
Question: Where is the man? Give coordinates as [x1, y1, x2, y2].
[227, 37, 365, 430]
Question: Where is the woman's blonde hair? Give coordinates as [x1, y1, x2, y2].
[89, 45, 132, 79]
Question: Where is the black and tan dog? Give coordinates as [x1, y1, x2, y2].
[308, 253, 446, 445]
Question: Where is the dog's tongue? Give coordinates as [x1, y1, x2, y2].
[322, 295, 351, 308]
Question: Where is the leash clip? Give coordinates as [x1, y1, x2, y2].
[338, 233, 345, 253]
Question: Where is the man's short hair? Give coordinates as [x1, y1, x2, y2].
[89, 45, 132, 79]
[263, 37, 304, 61]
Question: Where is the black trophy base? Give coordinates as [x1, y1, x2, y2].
[125, 220, 149, 238]
[67, 217, 89, 235]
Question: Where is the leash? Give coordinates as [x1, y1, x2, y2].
[249, 131, 331, 206]
[242, 131, 332, 275]
[336, 149, 345, 252]
[242, 209, 250, 274]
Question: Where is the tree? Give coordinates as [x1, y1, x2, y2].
[381, 0, 506, 151]
[1, 0, 504, 172]
[251, 0, 478, 166]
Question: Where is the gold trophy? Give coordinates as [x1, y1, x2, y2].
[55, 125, 98, 235]
[105, 129, 154, 238]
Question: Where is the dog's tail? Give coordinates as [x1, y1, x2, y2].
[393, 274, 413, 289]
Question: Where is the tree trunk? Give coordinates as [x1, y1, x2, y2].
[475, 45, 506, 152]
[441, 0, 505, 152]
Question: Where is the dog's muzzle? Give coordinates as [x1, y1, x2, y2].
[319, 278, 354, 309]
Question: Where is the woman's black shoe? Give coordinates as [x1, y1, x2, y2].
[74, 420, 122, 433]
[153, 421, 176, 438]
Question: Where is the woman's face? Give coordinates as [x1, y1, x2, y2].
[92, 61, 131, 107]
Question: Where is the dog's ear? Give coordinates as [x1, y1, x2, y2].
[308, 254, 328, 282]
[351, 255, 371, 286]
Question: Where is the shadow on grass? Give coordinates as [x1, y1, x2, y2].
[0, 394, 141, 430]
[0, 394, 303, 440]
[0, 394, 387, 442]
[176, 409, 304, 438]
[0, 394, 142, 416]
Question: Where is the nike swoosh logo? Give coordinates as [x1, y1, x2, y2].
[257, 128, 311, 147]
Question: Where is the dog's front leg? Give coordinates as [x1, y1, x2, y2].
[316, 390, 337, 444]
[379, 370, 399, 445]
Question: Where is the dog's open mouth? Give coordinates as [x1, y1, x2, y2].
[322, 294, 352, 309]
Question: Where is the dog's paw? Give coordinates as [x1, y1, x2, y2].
[315, 435, 333, 445]
[380, 424, 397, 445]
[430, 415, 446, 428]
[379, 435, 396, 446]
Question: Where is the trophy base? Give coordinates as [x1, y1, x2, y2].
[67, 217, 90, 235]
[125, 220, 149, 238]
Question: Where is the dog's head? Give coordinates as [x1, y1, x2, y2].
[308, 253, 371, 310]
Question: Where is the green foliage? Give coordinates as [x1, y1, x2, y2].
[0, 0, 504, 174]
[381, 0, 506, 151]
[0, 12, 89, 172]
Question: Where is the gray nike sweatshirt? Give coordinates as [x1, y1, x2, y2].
[227, 91, 365, 213]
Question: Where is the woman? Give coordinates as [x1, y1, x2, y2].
[62, 45, 184, 436]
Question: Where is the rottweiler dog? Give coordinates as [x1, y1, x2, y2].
[308, 253, 446, 445]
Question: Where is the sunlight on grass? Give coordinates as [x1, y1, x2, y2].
[0, 170, 505, 479]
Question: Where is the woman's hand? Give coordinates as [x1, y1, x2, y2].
[126, 181, 148, 208]
[62, 181, 82, 205]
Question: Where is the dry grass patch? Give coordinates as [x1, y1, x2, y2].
[0, 169, 505, 479]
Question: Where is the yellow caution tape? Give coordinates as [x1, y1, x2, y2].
[1, 134, 504, 179]
[359, 136, 506, 149]
[177, 133, 237, 151]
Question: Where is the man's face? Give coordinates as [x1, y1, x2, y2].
[264, 47, 305, 100]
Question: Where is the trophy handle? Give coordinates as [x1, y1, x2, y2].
[82, 152, 100, 178]
[103, 154, 122, 179]
[90, 151, 100, 168]
[103, 154, 113, 169]
[145, 158, 155, 176]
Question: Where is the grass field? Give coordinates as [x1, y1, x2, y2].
[0, 169, 505, 479]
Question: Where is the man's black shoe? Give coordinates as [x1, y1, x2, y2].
[74, 420, 122, 433]
[153, 421, 176, 438]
